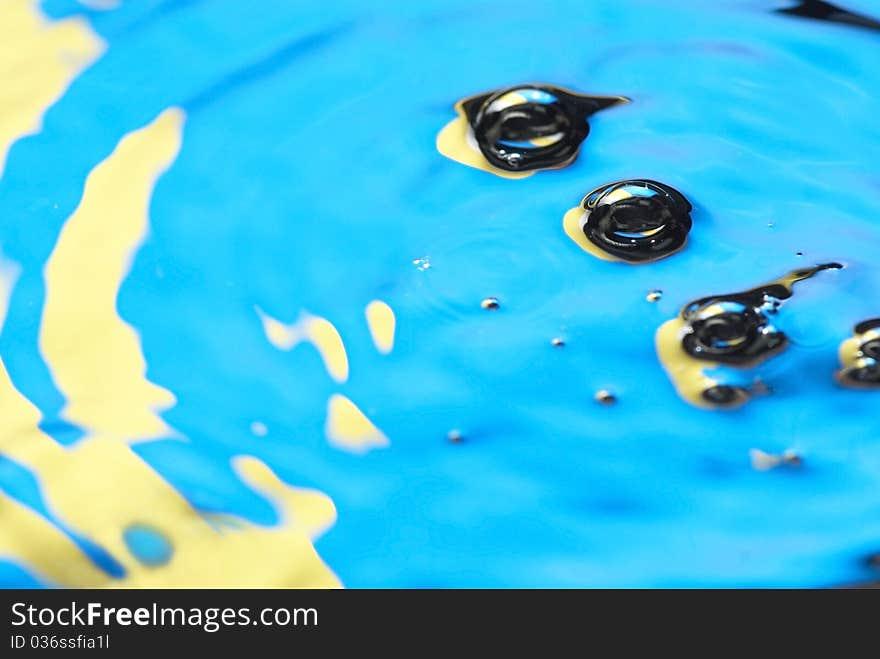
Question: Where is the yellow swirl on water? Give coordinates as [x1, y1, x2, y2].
[0, 108, 340, 587]
[0, 0, 104, 177]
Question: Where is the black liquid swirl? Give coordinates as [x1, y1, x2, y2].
[580, 180, 692, 262]
[461, 85, 624, 172]
[680, 263, 842, 366]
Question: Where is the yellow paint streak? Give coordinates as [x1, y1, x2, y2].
[0, 0, 104, 177]
[1, 438, 340, 587]
[0, 82, 341, 588]
[365, 299, 395, 354]
[325, 394, 389, 454]
[40, 109, 184, 441]
[0, 493, 108, 586]
[257, 308, 349, 383]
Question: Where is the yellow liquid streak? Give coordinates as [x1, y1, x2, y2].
[1, 111, 340, 587]
[257, 307, 349, 383]
[40, 109, 182, 441]
[0, 0, 104, 177]
[365, 299, 395, 354]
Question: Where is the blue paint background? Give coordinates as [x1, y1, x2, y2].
[0, 0, 878, 586]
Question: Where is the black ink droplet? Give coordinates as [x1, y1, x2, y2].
[680, 263, 841, 367]
[683, 301, 787, 365]
[580, 180, 692, 262]
[838, 323, 880, 388]
[777, 1, 880, 32]
[701, 385, 748, 407]
[462, 85, 626, 172]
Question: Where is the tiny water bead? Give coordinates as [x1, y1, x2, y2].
[656, 263, 842, 409]
[646, 290, 663, 302]
[447, 429, 464, 444]
[437, 84, 628, 178]
[551, 337, 565, 347]
[836, 318, 880, 389]
[481, 297, 500, 310]
[563, 180, 692, 263]
[594, 390, 617, 405]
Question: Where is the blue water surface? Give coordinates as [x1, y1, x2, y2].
[1, 0, 879, 586]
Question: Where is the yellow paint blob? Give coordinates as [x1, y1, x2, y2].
[0, 0, 104, 177]
[0, 438, 340, 587]
[256, 307, 349, 383]
[365, 299, 395, 354]
[40, 109, 184, 442]
[325, 394, 389, 454]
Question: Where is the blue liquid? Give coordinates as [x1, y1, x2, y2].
[1, 0, 878, 587]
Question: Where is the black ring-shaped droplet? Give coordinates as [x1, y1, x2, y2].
[681, 299, 787, 365]
[701, 385, 748, 407]
[839, 363, 880, 387]
[462, 85, 618, 172]
[860, 338, 880, 361]
[581, 180, 692, 262]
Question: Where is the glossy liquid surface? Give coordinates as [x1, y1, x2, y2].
[0, 0, 879, 587]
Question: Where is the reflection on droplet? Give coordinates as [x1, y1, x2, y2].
[250, 421, 268, 437]
[551, 337, 565, 347]
[481, 297, 500, 310]
[447, 429, 464, 444]
[594, 390, 617, 405]
[413, 256, 431, 271]
[647, 290, 663, 302]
